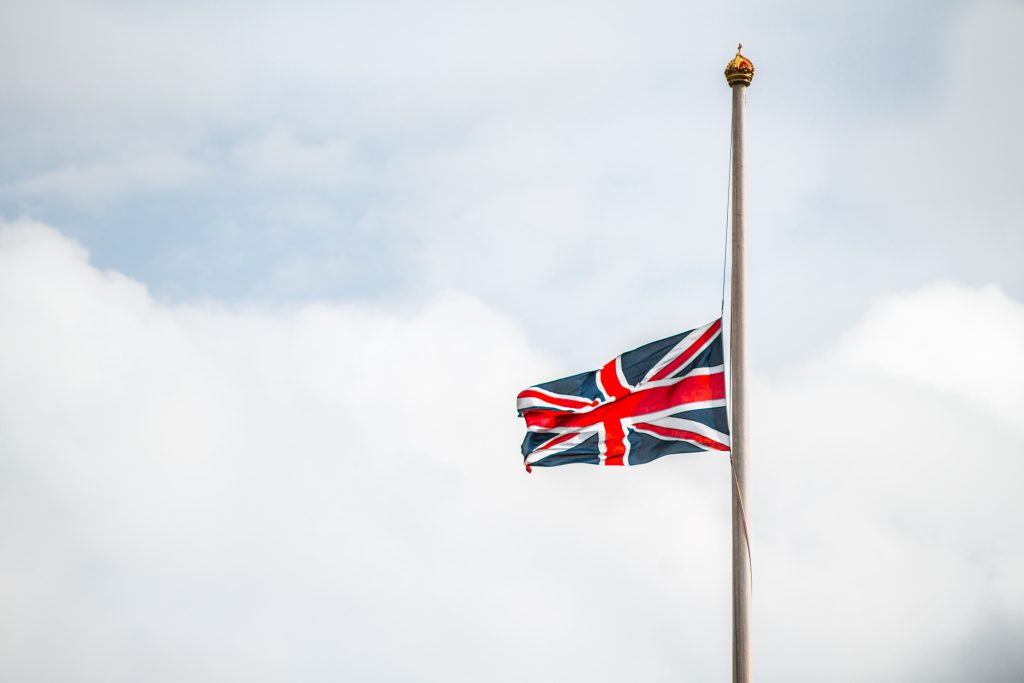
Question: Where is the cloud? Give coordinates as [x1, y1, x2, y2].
[756, 281, 1024, 682]
[0, 218, 731, 682]
[838, 281, 1024, 430]
[1, 219, 1022, 681]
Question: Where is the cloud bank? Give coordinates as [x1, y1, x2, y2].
[1, 220, 1021, 681]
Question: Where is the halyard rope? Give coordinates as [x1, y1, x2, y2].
[720, 133, 733, 315]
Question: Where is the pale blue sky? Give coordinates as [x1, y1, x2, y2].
[3, 0, 1018, 367]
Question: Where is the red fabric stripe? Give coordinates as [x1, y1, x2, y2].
[534, 431, 577, 453]
[650, 319, 722, 381]
[633, 422, 730, 451]
[598, 359, 630, 399]
[517, 389, 593, 410]
[603, 419, 626, 466]
[523, 373, 725, 431]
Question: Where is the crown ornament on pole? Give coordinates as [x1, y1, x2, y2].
[724, 43, 755, 87]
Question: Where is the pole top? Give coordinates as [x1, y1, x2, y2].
[724, 44, 755, 87]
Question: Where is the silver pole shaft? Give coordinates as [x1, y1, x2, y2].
[729, 81, 751, 683]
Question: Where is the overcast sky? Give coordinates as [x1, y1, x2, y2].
[2, 1, 1023, 681]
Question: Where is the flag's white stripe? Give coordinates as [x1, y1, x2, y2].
[517, 395, 591, 411]
[525, 424, 587, 434]
[638, 365, 725, 392]
[621, 418, 632, 466]
[641, 320, 718, 383]
[680, 364, 724, 377]
[594, 367, 609, 401]
[526, 431, 595, 465]
[615, 357, 632, 393]
[640, 415, 731, 447]
[519, 385, 595, 404]
[632, 424, 728, 451]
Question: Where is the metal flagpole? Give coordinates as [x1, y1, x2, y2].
[724, 44, 754, 683]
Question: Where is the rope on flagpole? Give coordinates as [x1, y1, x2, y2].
[730, 452, 753, 591]
[720, 133, 733, 315]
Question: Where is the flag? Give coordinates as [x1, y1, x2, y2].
[516, 318, 730, 471]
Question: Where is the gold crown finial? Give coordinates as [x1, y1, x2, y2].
[725, 44, 755, 87]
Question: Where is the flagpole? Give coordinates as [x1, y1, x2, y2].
[725, 44, 754, 683]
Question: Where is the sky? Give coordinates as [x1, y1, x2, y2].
[1, 1, 1022, 681]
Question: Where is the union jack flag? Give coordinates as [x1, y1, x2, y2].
[517, 318, 730, 471]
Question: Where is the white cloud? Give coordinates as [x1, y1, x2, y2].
[838, 281, 1024, 430]
[1, 219, 1022, 681]
[756, 281, 1024, 681]
[0, 219, 730, 682]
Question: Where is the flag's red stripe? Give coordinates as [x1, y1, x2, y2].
[517, 389, 593, 410]
[603, 419, 626, 465]
[633, 422, 730, 451]
[598, 359, 630, 399]
[534, 431, 578, 453]
[633, 372, 725, 417]
[650, 319, 722, 381]
[523, 373, 725, 431]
